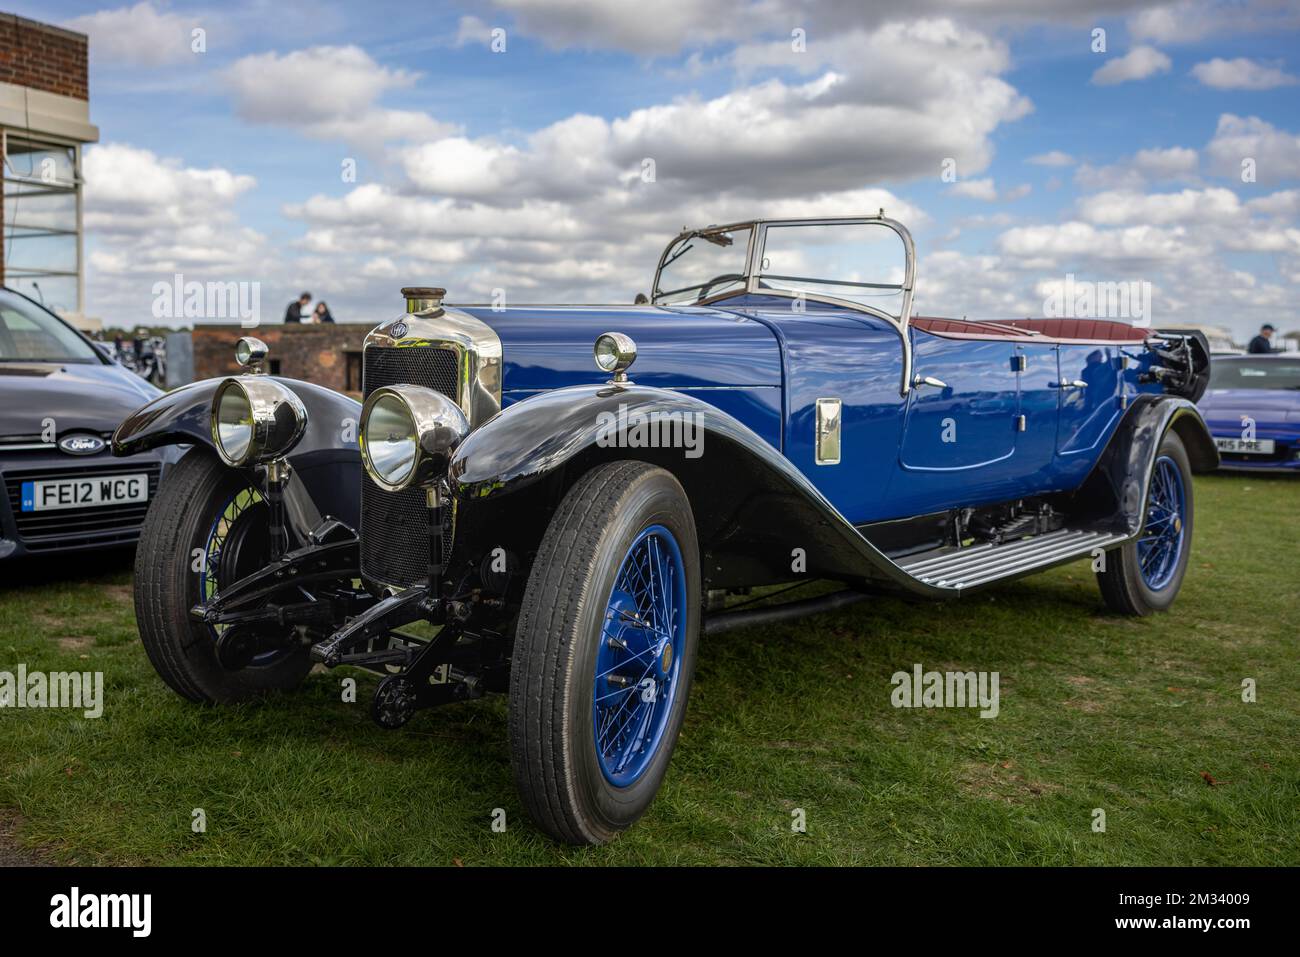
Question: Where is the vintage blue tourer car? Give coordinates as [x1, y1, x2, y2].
[1198, 354, 1300, 472]
[112, 216, 1216, 844]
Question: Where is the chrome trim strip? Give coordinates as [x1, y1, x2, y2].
[364, 304, 503, 428]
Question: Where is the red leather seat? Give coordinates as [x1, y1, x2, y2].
[912, 316, 1148, 344]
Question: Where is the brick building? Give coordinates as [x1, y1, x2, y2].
[192, 323, 375, 396]
[0, 13, 98, 327]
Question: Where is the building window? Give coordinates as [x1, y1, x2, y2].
[2, 134, 82, 316]
[346, 351, 363, 392]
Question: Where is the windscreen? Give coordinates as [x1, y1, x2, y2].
[756, 222, 907, 314]
[0, 293, 98, 362]
[654, 227, 752, 304]
[1209, 359, 1300, 390]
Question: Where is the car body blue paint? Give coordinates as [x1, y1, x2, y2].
[455, 304, 784, 391]
[457, 293, 1168, 522]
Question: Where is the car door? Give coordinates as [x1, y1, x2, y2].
[900, 332, 1019, 471]
[1016, 342, 1061, 473]
[1055, 344, 1124, 456]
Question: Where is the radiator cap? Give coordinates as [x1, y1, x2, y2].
[401, 287, 446, 314]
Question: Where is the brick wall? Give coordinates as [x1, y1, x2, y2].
[0, 15, 89, 100]
[192, 324, 375, 396]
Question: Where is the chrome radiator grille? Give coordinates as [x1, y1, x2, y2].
[360, 346, 459, 588]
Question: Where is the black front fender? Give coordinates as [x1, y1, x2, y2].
[1064, 394, 1219, 536]
[112, 376, 363, 525]
[448, 385, 950, 595]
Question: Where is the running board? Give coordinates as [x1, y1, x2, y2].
[895, 528, 1128, 592]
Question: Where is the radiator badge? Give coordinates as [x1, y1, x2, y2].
[390, 321, 408, 339]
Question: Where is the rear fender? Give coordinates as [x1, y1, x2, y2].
[112, 376, 362, 526]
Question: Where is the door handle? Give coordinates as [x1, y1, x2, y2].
[1057, 378, 1087, 389]
[913, 374, 948, 390]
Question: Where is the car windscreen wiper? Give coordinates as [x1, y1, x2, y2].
[660, 241, 695, 270]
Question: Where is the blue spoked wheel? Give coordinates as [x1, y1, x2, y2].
[1136, 455, 1186, 591]
[1096, 432, 1194, 616]
[593, 525, 688, 787]
[133, 448, 311, 702]
[509, 461, 700, 845]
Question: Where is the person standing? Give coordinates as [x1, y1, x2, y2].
[284, 291, 311, 324]
[1247, 323, 1278, 354]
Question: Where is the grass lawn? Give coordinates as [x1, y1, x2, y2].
[1, 473, 1296, 866]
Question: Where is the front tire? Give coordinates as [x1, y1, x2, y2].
[1096, 430, 1194, 616]
[134, 448, 312, 703]
[508, 461, 701, 845]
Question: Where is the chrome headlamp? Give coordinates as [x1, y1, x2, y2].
[234, 336, 268, 372]
[594, 332, 636, 383]
[360, 385, 470, 492]
[210, 377, 308, 467]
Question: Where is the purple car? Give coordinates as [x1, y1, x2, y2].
[1198, 354, 1300, 472]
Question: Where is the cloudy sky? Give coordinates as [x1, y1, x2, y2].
[16, 0, 1300, 338]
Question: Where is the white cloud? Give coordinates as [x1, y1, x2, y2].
[1028, 151, 1074, 167]
[1129, 2, 1218, 43]
[998, 221, 1197, 264]
[398, 20, 1029, 207]
[485, 1, 1175, 57]
[224, 46, 456, 147]
[1206, 114, 1300, 184]
[950, 178, 998, 200]
[1190, 57, 1298, 90]
[83, 143, 256, 224]
[402, 138, 528, 199]
[486, 0, 744, 54]
[1131, 1, 1300, 45]
[986, 176, 1300, 334]
[913, 249, 1038, 317]
[1133, 146, 1199, 178]
[64, 2, 195, 67]
[455, 15, 492, 47]
[1078, 187, 1243, 226]
[1075, 146, 1197, 189]
[81, 144, 273, 322]
[1091, 46, 1172, 85]
[1246, 190, 1300, 218]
